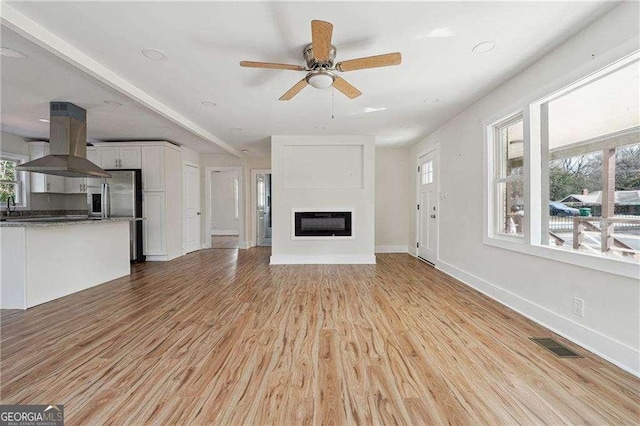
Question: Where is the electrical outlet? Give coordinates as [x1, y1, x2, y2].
[572, 297, 585, 318]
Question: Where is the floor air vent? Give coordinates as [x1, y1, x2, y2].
[530, 338, 583, 358]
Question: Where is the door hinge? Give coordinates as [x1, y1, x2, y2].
[417, 204, 420, 210]
[417, 166, 420, 172]
[416, 242, 419, 248]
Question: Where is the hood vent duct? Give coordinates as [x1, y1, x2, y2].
[17, 102, 111, 178]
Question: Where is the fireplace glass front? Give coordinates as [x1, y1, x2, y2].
[294, 211, 352, 237]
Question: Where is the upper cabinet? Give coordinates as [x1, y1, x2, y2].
[141, 146, 165, 191]
[86, 147, 98, 165]
[26, 142, 66, 193]
[95, 145, 141, 169]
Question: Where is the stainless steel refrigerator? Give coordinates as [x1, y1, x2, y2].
[86, 169, 145, 262]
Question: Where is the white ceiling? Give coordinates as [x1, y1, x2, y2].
[1, 1, 620, 156]
[0, 26, 226, 154]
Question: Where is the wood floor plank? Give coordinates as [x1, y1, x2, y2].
[1, 249, 638, 425]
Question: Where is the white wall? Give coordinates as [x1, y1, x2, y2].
[409, 2, 640, 375]
[211, 170, 239, 234]
[375, 147, 410, 252]
[271, 135, 375, 264]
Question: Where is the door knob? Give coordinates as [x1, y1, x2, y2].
[197, 212, 201, 215]
[430, 214, 436, 219]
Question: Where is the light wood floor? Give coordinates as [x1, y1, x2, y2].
[211, 235, 240, 249]
[1, 249, 638, 425]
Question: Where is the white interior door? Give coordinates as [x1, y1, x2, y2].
[256, 174, 266, 245]
[184, 164, 201, 254]
[418, 150, 438, 264]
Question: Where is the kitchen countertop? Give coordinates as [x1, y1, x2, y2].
[0, 216, 142, 227]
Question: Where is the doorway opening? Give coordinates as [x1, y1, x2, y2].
[256, 172, 272, 246]
[210, 169, 240, 249]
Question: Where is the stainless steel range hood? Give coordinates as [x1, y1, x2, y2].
[17, 102, 111, 178]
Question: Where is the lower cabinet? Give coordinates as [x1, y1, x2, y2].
[143, 191, 166, 256]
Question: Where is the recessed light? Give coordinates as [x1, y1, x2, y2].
[0, 47, 28, 59]
[400, 124, 412, 129]
[104, 100, 123, 107]
[141, 48, 167, 61]
[424, 97, 440, 104]
[425, 27, 456, 38]
[472, 41, 497, 54]
[230, 127, 243, 132]
[38, 118, 50, 123]
[315, 125, 328, 130]
[201, 101, 217, 107]
[241, 150, 249, 153]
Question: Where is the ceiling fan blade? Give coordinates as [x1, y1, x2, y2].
[335, 52, 402, 72]
[240, 61, 305, 71]
[311, 20, 333, 61]
[332, 76, 362, 99]
[279, 78, 308, 101]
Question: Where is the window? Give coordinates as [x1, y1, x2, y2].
[0, 153, 28, 209]
[491, 115, 524, 237]
[484, 52, 639, 276]
[542, 58, 639, 260]
[421, 160, 433, 185]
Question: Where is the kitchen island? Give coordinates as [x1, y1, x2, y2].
[1, 217, 137, 309]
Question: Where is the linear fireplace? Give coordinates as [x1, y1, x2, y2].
[294, 211, 352, 237]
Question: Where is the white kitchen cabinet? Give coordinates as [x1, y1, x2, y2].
[141, 143, 182, 261]
[96, 145, 141, 169]
[86, 147, 99, 165]
[93, 141, 182, 261]
[120, 146, 141, 168]
[141, 146, 165, 191]
[142, 191, 166, 255]
[64, 177, 87, 194]
[26, 142, 66, 193]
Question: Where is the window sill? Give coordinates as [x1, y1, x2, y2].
[0, 206, 29, 212]
[483, 235, 639, 279]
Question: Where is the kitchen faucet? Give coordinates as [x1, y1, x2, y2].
[6, 196, 16, 216]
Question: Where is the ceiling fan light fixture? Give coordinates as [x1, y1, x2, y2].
[306, 71, 335, 89]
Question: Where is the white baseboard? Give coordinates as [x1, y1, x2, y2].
[436, 259, 640, 377]
[211, 230, 239, 236]
[145, 255, 168, 262]
[375, 245, 408, 253]
[270, 254, 376, 265]
[239, 241, 251, 249]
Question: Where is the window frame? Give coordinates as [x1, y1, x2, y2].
[0, 152, 30, 211]
[484, 110, 530, 244]
[490, 113, 526, 241]
[483, 51, 639, 279]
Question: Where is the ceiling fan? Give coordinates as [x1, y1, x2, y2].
[240, 20, 402, 101]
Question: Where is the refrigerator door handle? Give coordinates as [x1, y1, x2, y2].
[101, 183, 110, 218]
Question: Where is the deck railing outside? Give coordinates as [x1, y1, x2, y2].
[570, 216, 640, 259]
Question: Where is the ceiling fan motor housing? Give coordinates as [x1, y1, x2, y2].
[304, 43, 337, 69]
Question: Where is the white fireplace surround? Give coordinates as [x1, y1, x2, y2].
[270, 135, 375, 265]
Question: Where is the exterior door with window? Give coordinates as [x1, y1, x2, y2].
[418, 150, 438, 264]
[184, 164, 201, 254]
